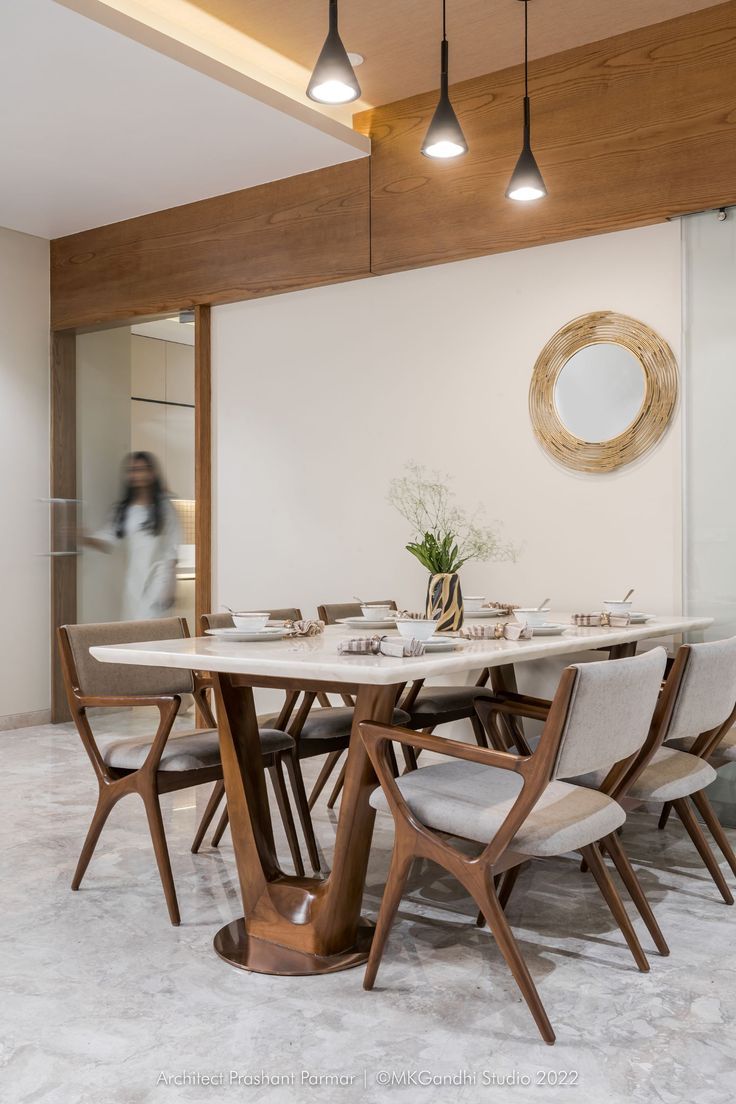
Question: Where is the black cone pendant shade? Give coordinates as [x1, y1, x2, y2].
[506, 1, 547, 201]
[307, 0, 361, 105]
[422, 1, 467, 159]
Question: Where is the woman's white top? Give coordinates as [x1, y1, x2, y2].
[95, 498, 181, 620]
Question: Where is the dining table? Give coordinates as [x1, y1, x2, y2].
[90, 613, 711, 978]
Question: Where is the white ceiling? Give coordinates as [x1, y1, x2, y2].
[0, 0, 367, 239]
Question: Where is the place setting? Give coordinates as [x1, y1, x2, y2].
[205, 609, 325, 642]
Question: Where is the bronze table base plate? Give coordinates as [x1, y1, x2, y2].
[214, 918, 374, 976]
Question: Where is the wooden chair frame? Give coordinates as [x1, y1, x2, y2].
[359, 666, 657, 1045]
[58, 619, 221, 925]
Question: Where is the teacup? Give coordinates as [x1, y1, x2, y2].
[232, 612, 270, 632]
[603, 600, 632, 617]
[464, 596, 485, 613]
[361, 604, 393, 621]
[395, 618, 438, 642]
[515, 608, 551, 628]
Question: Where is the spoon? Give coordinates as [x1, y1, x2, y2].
[537, 597, 551, 611]
[621, 588, 635, 604]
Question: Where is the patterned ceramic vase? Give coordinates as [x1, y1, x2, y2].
[425, 572, 464, 631]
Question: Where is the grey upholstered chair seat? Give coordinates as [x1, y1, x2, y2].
[262, 706, 410, 741]
[100, 727, 292, 772]
[625, 747, 717, 803]
[666, 726, 736, 761]
[369, 759, 626, 857]
[408, 685, 496, 721]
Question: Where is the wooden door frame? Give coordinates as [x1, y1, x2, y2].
[50, 306, 212, 722]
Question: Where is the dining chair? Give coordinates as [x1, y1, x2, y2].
[485, 637, 736, 906]
[58, 617, 303, 925]
[360, 647, 667, 1044]
[193, 608, 321, 872]
[311, 600, 407, 809]
[315, 599, 495, 808]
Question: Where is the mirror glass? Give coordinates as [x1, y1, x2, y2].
[554, 342, 646, 442]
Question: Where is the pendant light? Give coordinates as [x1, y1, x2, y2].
[307, 0, 361, 105]
[421, 0, 468, 159]
[506, 0, 547, 201]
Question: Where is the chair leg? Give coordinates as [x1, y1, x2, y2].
[71, 788, 119, 890]
[211, 805, 229, 848]
[267, 759, 305, 877]
[498, 862, 525, 910]
[470, 714, 489, 749]
[658, 802, 673, 830]
[326, 761, 347, 810]
[190, 780, 225, 854]
[308, 750, 343, 810]
[400, 744, 419, 773]
[690, 789, 736, 879]
[601, 833, 669, 956]
[674, 797, 734, 904]
[363, 845, 415, 991]
[141, 788, 181, 926]
[580, 844, 649, 972]
[473, 869, 555, 1045]
[283, 749, 321, 873]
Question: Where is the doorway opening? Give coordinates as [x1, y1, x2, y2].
[50, 307, 211, 722]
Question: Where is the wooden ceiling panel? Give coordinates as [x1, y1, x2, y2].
[190, 0, 724, 106]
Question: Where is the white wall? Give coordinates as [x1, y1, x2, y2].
[0, 226, 50, 724]
[213, 223, 682, 623]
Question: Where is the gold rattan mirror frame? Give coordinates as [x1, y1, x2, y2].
[529, 311, 678, 473]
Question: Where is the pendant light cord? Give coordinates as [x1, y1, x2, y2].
[442, 0, 447, 41]
[524, 1, 529, 99]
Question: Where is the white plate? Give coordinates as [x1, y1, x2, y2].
[465, 608, 507, 618]
[422, 639, 467, 652]
[338, 617, 397, 629]
[205, 627, 291, 642]
[531, 624, 569, 636]
[629, 613, 655, 624]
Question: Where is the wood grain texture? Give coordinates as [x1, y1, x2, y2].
[194, 305, 211, 632]
[355, 1, 736, 273]
[194, 0, 719, 110]
[51, 160, 371, 330]
[51, 331, 77, 722]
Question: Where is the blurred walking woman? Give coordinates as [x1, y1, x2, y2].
[85, 452, 181, 620]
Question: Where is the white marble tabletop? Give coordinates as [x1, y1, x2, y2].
[90, 614, 712, 687]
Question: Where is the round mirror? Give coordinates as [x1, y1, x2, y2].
[554, 343, 646, 442]
[529, 312, 679, 473]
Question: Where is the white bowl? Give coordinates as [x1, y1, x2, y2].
[603, 600, 632, 616]
[464, 595, 485, 612]
[361, 604, 393, 621]
[232, 612, 270, 632]
[395, 618, 438, 642]
[515, 608, 551, 628]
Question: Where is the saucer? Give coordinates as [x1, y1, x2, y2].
[205, 627, 291, 642]
[338, 617, 397, 629]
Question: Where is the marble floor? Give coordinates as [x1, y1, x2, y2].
[2, 711, 736, 1104]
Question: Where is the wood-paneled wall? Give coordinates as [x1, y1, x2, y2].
[51, 1, 736, 330]
[355, 0, 736, 273]
[51, 160, 371, 330]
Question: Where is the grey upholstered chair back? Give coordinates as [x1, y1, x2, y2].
[64, 618, 194, 698]
[553, 647, 667, 780]
[318, 600, 396, 625]
[201, 608, 302, 633]
[666, 636, 736, 744]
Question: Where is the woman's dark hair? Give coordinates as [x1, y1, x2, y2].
[114, 452, 168, 538]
